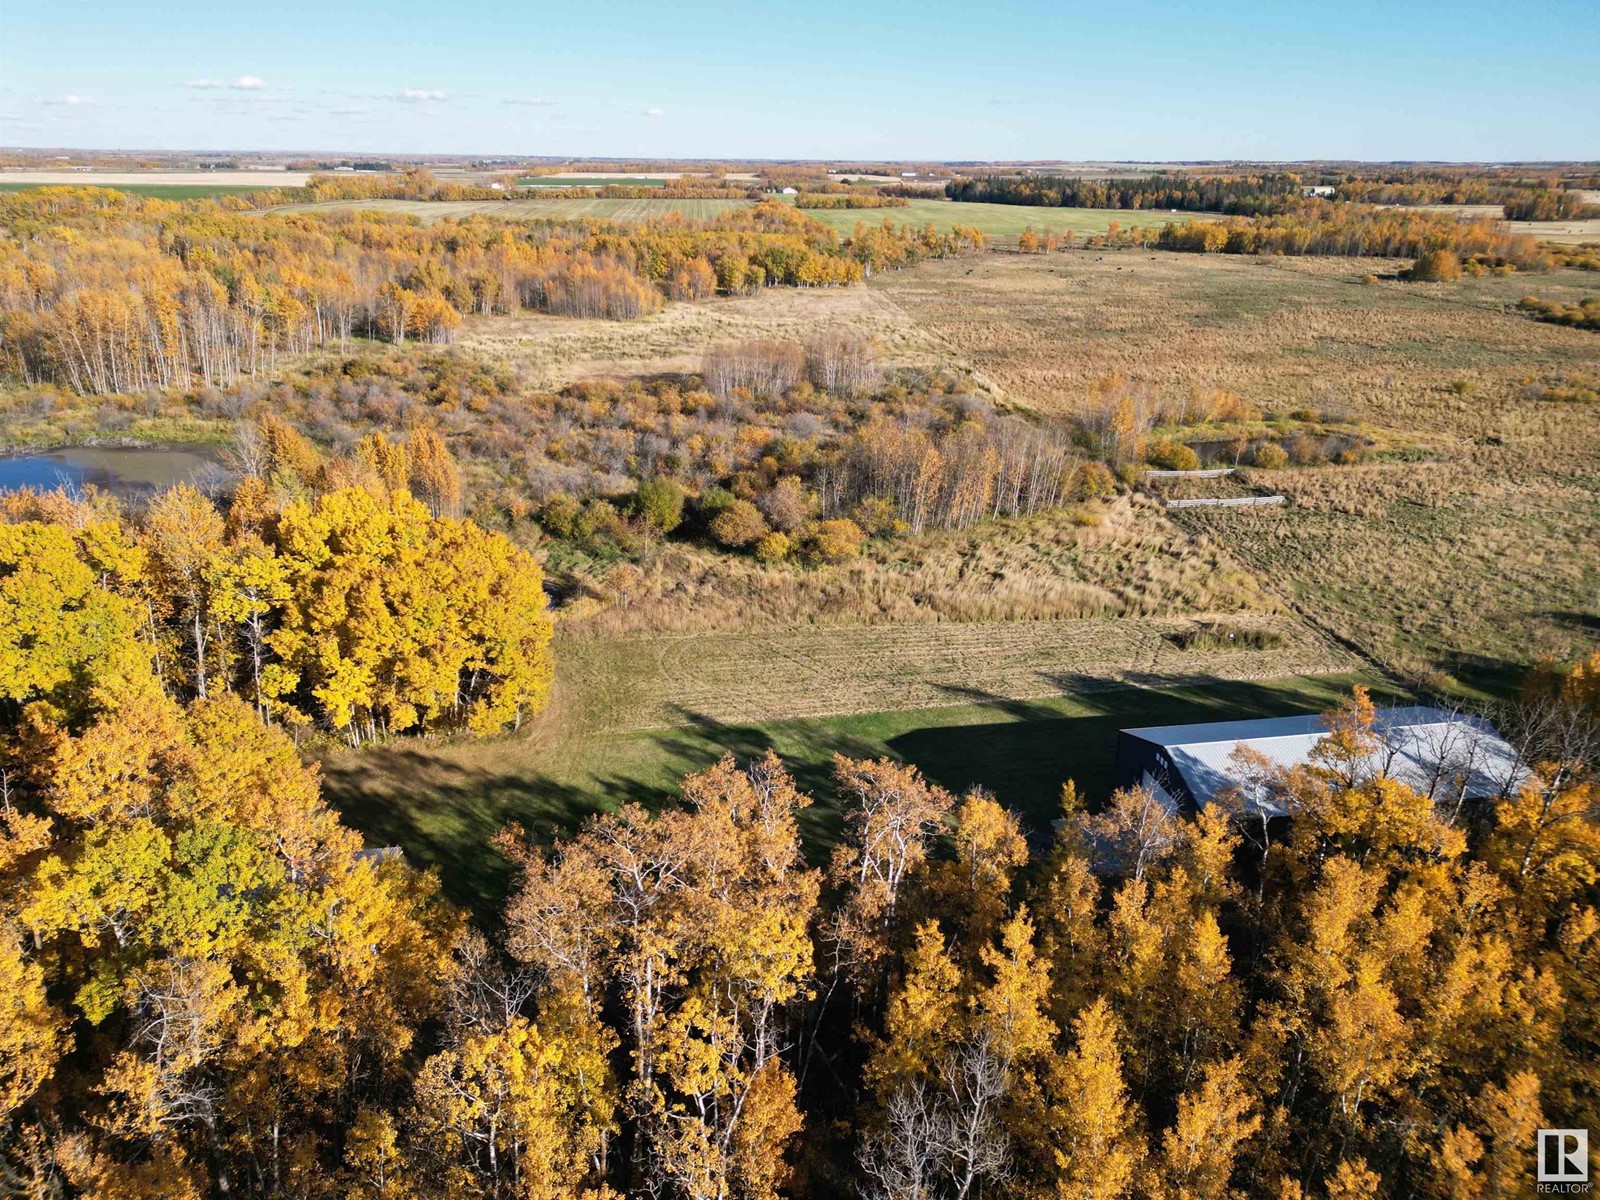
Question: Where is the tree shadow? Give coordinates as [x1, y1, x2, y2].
[319, 673, 1406, 926]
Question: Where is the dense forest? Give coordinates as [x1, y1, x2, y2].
[3, 550, 1597, 1200]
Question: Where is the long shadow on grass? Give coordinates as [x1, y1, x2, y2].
[320, 746, 612, 925]
[320, 673, 1397, 925]
[892, 674, 1405, 834]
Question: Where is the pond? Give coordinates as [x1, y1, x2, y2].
[0, 445, 226, 500]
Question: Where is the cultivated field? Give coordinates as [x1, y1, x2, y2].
[271, 196, 755, 222]
[878, 251, 1600, 691]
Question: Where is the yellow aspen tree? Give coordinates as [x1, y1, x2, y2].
[1050, 998, 1143, 1200]
[1156, 1056, 1262, 1200]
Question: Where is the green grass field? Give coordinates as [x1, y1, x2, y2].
[0, 181, 287, 199]
[791, 197, 1201, 239]
[320, 670, 1393, 920]
[267, 195, 1199, 239]
[270, 197, 753, 223]
[516, 176, 667, 187]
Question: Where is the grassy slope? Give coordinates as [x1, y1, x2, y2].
[321, 671, 1393, 921]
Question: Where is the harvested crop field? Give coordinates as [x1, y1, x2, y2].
[270, 196, 754, 222]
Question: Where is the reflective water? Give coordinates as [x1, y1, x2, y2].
[0, 445, 225, 499]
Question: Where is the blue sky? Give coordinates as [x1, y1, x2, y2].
[3, 0, 1597, 160]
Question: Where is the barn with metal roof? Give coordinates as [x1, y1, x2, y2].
[1113, 706, 1526, 818]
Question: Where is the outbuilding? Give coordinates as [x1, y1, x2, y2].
[1113, 706, 1525, 817]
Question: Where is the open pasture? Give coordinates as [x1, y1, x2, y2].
[270, 196, 754, 222]
[877, 250, 1600, 691]
[792, 196, 1193, 239]
[516, 175, 667, 186]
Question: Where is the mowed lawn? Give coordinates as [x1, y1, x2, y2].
[270, 197, 755, 223]
[320, 670, 1394, 921]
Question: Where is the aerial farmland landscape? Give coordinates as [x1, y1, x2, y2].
[1, 2, 1597, 1197]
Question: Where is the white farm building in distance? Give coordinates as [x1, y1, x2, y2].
[1113, 706, 1526, 818]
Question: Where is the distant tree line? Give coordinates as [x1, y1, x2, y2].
[946, 172, 1309, 215]
[1154, 204, 1550, 265]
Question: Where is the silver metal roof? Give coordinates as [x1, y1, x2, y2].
[1123, 706, 1526, 814]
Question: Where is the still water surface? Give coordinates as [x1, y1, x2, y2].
[0, 445, 224, 499]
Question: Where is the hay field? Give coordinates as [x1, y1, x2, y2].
[877, 251, 1600, 692]
[271, 196, 753, 223]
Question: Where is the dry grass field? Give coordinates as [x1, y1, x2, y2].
[878, 251, 1600, 692]
[460, 282, 959, 386]
[557, 494, 1285, 636]
[268, 195, 1184, 242]
[1509, 217, 1600, 244]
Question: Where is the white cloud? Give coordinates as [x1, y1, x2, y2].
[400, 88, 449, 102]
[46, 94, 93, 106]
[502, 96, 556, 107]
[185, 78, 225, 89]
[231, 75, 268, 90]
[644, 106, 665, 116]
